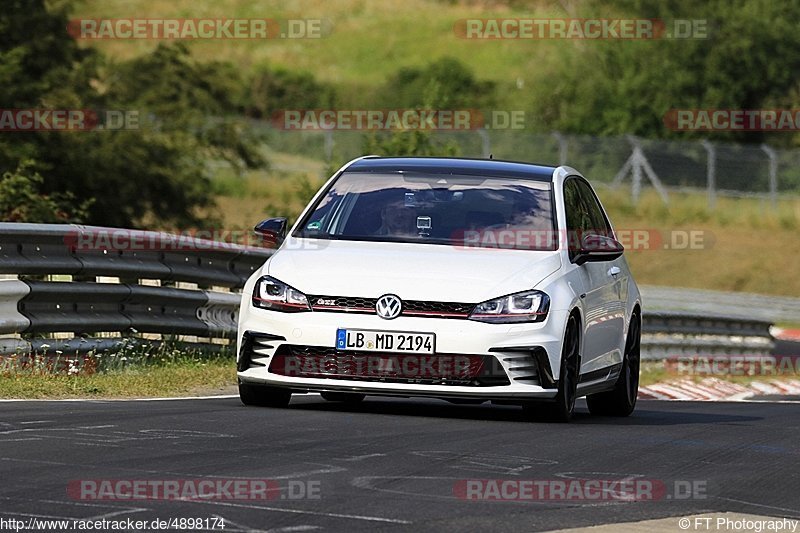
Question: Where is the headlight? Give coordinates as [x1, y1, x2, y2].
[468, 290, 549, 323]
[252, 276, 310, 312]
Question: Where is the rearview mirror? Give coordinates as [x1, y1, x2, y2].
[254, 217, 287, 247]
[574, 234, 624, 265]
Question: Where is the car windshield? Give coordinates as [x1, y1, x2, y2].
[294, 172, 556, 250]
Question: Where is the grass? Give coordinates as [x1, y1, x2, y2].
[0, 360, 235, 399]
[0, 342, 237, 399]
[600, 188, 800, 296]
[639, 361, 669, 387]
[0, 335, 793, 400]
[208, 153, 326, 229]
[72, 0, 567, 97]
[3, 356, 792, 398]
[639, 360, 800, 388]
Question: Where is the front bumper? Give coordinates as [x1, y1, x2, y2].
[236, 305, 566, 400]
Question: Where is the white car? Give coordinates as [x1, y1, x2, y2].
[237, 156, 641, 421]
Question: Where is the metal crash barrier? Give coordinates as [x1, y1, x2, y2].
[0, 223, 780, 359]
[0, 222, 273, 355]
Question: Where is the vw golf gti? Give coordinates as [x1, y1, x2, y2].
[237, 156, 641, 421]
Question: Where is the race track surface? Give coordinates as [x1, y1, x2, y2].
[1, 395, 798, 532]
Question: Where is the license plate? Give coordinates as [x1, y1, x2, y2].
[336, 328, 435, 355]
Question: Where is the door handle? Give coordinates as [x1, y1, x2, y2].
[608, 266, 621, 277]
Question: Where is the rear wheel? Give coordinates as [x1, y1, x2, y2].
[524, 314, 580, 423]
[586, 312, 640, 417]
[239, 381, 292, 407]
[320, 391, 366, 403]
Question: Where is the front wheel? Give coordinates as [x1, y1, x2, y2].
[239, 382, 292, 408]
[524, 314, 580, 423]
[586, 312, 640, 417]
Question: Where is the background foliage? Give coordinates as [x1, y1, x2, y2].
[2, 0, 799, 228]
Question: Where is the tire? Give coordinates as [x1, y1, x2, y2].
[524, 314, 580, 423]
[586, 312, 641, 417]
[239, 382, 292, 407]
[320, 391, 366, 403]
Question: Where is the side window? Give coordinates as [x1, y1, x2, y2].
[564, 177, 614, 261]
[575, 180, 612, 238]
[563, 178, 587, 260]
[564, 179, 582, 230]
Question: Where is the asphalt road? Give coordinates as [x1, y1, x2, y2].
[1, 396, 799, 533]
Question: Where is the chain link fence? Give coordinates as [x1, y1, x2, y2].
[254, 123, 800, 206]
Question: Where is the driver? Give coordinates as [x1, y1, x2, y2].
[375, 200, 418, 237]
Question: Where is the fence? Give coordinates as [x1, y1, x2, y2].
[0, 223, 781, 360]
[252, 123, 800, 207]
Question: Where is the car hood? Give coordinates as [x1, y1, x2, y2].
[263, 238, 562, 303]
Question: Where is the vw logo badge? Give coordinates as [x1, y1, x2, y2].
[375, 294, 402, 320]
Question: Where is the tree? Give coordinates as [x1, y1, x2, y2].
[246, 67, 337, 119]
[0, 1, 265, 229]
[106, 43, 265, 171]
[363, 130, 460, 157]
[531, 0, 800, 144]
[379, 57, 496, 110]
[0, 163, 90, 223]
[360, 57, 492, 158]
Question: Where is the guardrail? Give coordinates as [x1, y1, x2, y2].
[640, 311, 775, 360]
[0, 223, 270, 287]
[0, 223, 781, 360]
[640, 285, 800, 325]
[0, 222, 273, 355]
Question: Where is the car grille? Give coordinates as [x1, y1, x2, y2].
[269, 345, 509, 386]
[307, 295, 475, 319]
[308, 296, 376, 313]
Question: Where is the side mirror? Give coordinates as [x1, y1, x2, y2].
[574, 234, 624, 265]
[254, 217, 287, 247]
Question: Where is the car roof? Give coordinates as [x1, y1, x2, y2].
[346, 156, 557, 181]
